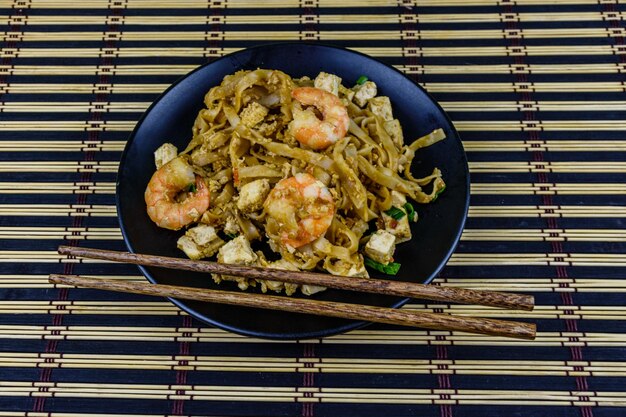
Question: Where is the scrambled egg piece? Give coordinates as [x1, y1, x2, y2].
[240, 102, 269, 127]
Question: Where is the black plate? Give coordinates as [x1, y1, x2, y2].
[117, 43, 470, 339]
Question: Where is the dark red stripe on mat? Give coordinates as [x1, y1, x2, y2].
[172, 315, 193, 415]
[503, 4, 594, 417]
[301, 343, 316, 417]
[399, 3, 420, 85]
[32, 4, 123, 413]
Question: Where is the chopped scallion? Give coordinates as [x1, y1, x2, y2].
[364, 257, 401, 275]
[403, 202, 417, 222]
[384, 206, 406, 220]
[356, 75, 368, 85]
[225, 233, 238, 240]
[187, 183, 197, 193]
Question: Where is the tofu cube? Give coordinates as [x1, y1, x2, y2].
[368, 96, 394, 121]
[217, 235, 258, 266]
[339, 84, 355, 102]
[236, 179, 271, 213]
[314, 72, 342, 96]
[154, 143, 178, 169]
[214, 236, 258, 286]
[364, 230, 396, 265]
[176, 235, 204, 260]
[391, 190, 407, 207]
[382, 192, 413, 243]
[187, 224, 219, 246]
[384, 119, 404, 147]
[352, 81, 377, 107]
[259, 258, 299, 294]
[240, 102, 269, 127]
[223, 215, 240, 236]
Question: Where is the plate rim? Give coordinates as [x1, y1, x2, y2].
[116, 41, 470, 340]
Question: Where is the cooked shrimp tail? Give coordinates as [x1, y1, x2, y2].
[264, 172, 335, 249]
[145, 156, 210, 230]
[289, 87, 349, 150]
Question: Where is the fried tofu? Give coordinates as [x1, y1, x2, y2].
[154, 143, 177, 169]
[314, 72, 342, 96]
[236, 179, 271, 213]
[364, 230, 396, 265]
[352, 81, 377, 107]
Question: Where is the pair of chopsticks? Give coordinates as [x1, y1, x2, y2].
[51, 245, 536, 340]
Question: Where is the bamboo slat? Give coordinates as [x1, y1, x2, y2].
[1, 12, 624, 25]
[0, 325, 621, 347]
[0, 0, 618, 8]
[463, 140, 626, 152]
[0, 227, 121, 240]
[0, 205, 117, 217]
[2, 45, 625, 59]
[0, 352, 624, 377]
[0, 379, 623, 405]
[471, 183, 626, 195]
[2, 28, 625, 42]
[461, 229, 626, 242]
[0, 141, 126, 152]
[0, 182, 114, 194]
[468, 162, 626, 173]
[2, 63, 625, 77]
[468, 206, 626, 218]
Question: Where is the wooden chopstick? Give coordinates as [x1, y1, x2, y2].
[48, 274, 536, 340]
[58, 245, 534, 311]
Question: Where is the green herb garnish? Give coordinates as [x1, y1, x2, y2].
[364, 257, 401, 275]
[225, 233, 238, 240]
[384, 206, 406, 220]
[356, 75, 368, 85]
[187, 183, 197, 193]
[432, 185, 446, 202]
[403, 202, 417, 222]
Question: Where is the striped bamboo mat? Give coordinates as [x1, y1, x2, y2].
[0, 0, 625, 416]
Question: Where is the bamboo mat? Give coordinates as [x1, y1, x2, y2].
[0, 0, 625, 416]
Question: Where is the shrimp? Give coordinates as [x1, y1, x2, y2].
[264, 172, 335, 249]
[145, 156, 210, 231]
[289, 87, 349, 150]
